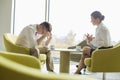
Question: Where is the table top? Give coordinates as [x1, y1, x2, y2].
[49, 48, 82, 52]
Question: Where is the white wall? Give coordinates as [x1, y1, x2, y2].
[0, 0, 12, 50]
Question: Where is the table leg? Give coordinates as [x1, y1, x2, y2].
[60, 51, 70, 73]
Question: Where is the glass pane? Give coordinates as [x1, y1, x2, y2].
[49, 0, 120, 48]
[14, 0, 45, 35]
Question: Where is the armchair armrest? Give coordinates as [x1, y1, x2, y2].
[0, 51, 40, 69]
[85, 58, 91, 67]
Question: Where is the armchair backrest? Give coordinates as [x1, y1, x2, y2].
[3, 33, 30, 54]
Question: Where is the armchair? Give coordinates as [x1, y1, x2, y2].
[0, 51, 98, 80]
[3, 33, 46, 65]
[85, 42, 120, 80]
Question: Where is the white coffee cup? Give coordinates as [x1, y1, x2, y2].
[50, 45, 55, 50]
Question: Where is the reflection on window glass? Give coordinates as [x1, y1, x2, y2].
[14, 0, 45, 35]
[49, 0, 120, 48]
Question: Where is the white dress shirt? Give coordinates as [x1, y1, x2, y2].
[90, 22, 112, 48]
[16, 24, 38, 48]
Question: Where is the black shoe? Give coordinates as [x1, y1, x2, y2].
[76, 65, 78, 68]
[79, 72, 81, 74]
[49, 70, 55, 73]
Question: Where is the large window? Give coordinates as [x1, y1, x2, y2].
[14, 0, 45, 35]
[14, 0, 120, 47]
[49, 0, 120, 47]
